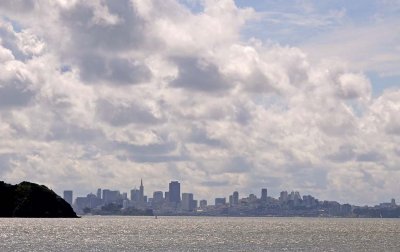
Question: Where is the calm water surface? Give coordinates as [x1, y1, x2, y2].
[1, 216, 400, 251]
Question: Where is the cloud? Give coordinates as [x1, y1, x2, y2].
[0, 0, 398, 205]
[96, 99, 163, 126]
[0, 79, 35, 108]
[0, 0, 36, 14]
[171, 57, 231, 92]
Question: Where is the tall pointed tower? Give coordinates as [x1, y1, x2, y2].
[139, 178, 144, 203]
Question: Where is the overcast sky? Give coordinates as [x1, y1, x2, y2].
[0, 0, 399, 205]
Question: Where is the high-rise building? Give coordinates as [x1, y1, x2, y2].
[279, 191, 288, 203]
[63, 190, 73, 205]
[215, 198, 226, 206]
[131, 189, 141, 202]
[294, 191, 301, 206]
[96, 188, 102, 199]
[169, 181, 181, 204]
[248, 194, 257, 202]
[233, 191, 239, 206]
[153, 191, 164, 203]
[261, 188, 268, 202]
[140, 179, 144, 203]
[182, 193, 194, 211]
[199, 200, 207, 208]
[122, 192, 128, 200]
[103, 189, 120, 204]
[75, 193, 102, 211]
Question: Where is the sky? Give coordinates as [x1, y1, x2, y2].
[0, 0, 399, 205]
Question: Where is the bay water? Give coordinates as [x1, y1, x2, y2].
[1, 216, 399, 251]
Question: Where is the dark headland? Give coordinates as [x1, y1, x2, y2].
[0, 181, 78, 218]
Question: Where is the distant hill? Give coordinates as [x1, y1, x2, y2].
[0, 181, 78, 218]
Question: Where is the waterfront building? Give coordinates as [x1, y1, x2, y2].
[102, 190, 120, 204]
[248, 194, 257, 202]
[303, 195, 317, 207]
[131, 189, 141, 202]
[153, 191, 164, 203]
[122, 192, 128, 200]
[199, 200, 207, 208]
[63, 190, 73, 205]
[279, 191, 288, 203]
[294, 191, 301, 206]
[122, 199, 129, 209]
[215, 197, 226, 206]
[140, 179, 144, 203]
[233, 191, 239, 206]
[182, 193, 194, 211]
[169, 181, 181, 204]
[75, 193, 102, 211]
[261, 188, 267, 202]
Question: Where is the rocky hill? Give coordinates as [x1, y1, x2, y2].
[0, 181, 78, 218]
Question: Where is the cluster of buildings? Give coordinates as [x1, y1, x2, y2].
[63, 180, 398, 217]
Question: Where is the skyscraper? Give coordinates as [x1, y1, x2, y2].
[97, 188, 102, 199]
[279, 191, 288, 203]
[139, 179, 144, 203]
[63, 190, 73, 205]
[261, 188, 268, 202]
[131, 189, 141, 202]
[103, 189, 120, 204]
[169, 181, 181, 204]
[215, 198, 226, 206]
[153, 191, 164, 203]
[182, 193, 194, 211]
[233, 191, 239, 206]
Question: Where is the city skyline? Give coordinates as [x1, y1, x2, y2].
[0, 1, 399, 206]
[65, 178, 398, 218]
[64, 178, 397, 209]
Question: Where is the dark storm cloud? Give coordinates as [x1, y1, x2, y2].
[171, 57, 231, 92]
[96, 99, 162, 126]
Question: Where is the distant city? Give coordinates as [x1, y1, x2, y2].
[63, 180, 400, 218]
